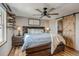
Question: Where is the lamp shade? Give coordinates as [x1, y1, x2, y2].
[46, 28, 50, 31]
[17, 27, 21, 31]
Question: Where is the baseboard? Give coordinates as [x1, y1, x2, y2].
[8, 47, 13, 56]
[66, 46, 74, 50]
[65, 45, 79, 52]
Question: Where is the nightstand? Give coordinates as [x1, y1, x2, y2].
[12, 36, 23, 47]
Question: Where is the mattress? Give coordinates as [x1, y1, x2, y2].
[26, 38, 51, 48]
[21, 33, 51, 51]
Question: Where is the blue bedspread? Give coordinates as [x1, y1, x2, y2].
[21, 33, 51, 51]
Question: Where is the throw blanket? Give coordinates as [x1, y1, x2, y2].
[51, 34, 66, 54]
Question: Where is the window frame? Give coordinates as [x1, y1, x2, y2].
[0, 6, 7, 47]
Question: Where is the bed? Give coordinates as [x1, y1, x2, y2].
[21, 33, 51, 53]
[21, 26, 65, 55]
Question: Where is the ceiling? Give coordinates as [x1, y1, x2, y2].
[8, 3, 79, 20]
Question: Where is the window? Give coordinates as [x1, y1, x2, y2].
[28, 19, 40, 26]
[0, 6, 6, 45]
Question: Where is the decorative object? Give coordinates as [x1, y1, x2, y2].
[17, 26, 21, 36]
[28, 18, 40, 26]
[46, 27, 50, 32]
[7, 15, 16, 29]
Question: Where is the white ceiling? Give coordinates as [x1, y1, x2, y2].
[8, 3, 79, 20]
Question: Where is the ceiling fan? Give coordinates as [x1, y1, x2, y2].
[34, 7, 59, 18]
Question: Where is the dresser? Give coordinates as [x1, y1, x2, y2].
[12, 36, 23, 47]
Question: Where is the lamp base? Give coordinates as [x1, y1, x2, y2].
[18, 31, 21, 36]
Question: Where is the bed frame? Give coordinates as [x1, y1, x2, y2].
[26, 42, 65, 56]
[26, 43, 51, 55]
[23, 26, 45, 35]
[22, 26, 65, 56]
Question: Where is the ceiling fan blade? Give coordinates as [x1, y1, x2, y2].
[46, 15, 51, 18]
[33, 14, 41, 16]
[40, 15, 44, 19]
[48, 13, 59, 15]
[48, 8, 55, 12]
[35, 9, 42, 13]
[39, 14, 44, 20]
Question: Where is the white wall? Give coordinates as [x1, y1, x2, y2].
[14, 17, 50, 35]
[14, 17, 28, 35]
[75, 14, 79, 51]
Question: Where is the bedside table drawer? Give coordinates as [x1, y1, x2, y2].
[12, 36, 23, 47]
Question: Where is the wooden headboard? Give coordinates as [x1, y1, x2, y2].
[23, 26, 45, 35]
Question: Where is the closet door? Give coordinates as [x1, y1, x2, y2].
[75, 14, 79, 51]
[63, 15, 75, 48]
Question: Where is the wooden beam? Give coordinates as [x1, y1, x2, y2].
[6, 4, 12, 11]
[2, 3, 12, 12]
[56, 12, 79, 20]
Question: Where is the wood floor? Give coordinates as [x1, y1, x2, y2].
[9, 47, 26, 56]
[9, 46, 79, 56]
[53, 47, 79, 56]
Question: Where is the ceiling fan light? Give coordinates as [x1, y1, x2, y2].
[43, 7, 47, 10]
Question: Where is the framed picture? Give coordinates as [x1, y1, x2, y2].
[28, 18, 40, 26]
